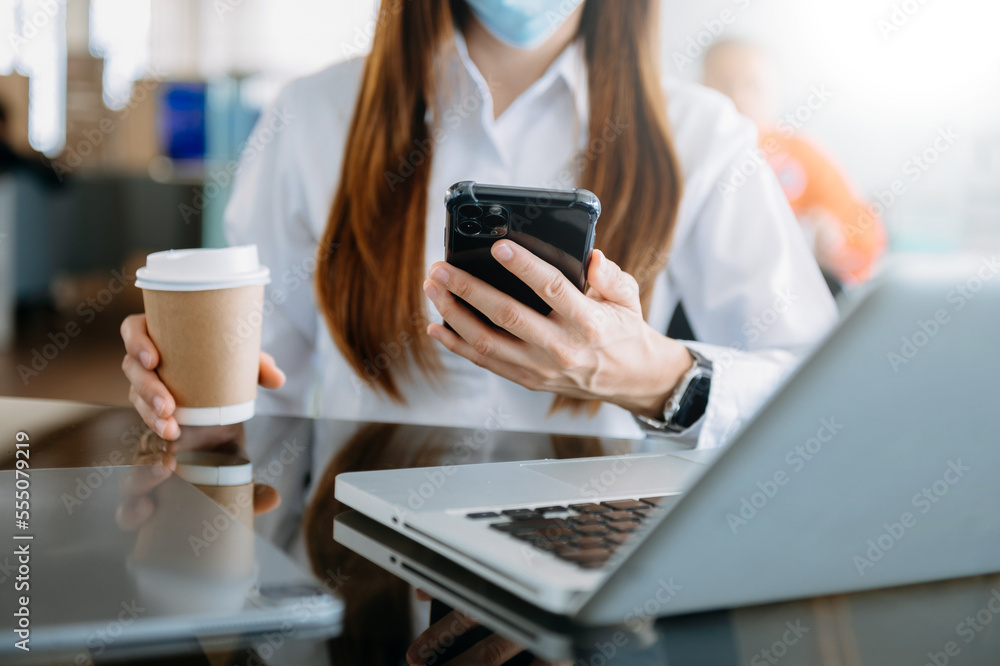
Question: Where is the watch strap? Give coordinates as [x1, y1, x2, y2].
[635, 348, 713, 434]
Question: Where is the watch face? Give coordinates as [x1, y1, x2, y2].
[674, 375, 711, 429]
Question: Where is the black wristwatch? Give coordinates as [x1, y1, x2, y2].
[635, 348, 713, 435]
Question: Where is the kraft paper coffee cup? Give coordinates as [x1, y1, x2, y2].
[135, 245, 270, 426]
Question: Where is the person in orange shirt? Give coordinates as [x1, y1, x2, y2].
[703, 40, 886, 287]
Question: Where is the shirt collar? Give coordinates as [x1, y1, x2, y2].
[445, 29, 589, 131]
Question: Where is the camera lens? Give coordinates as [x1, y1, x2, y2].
[483, 214, 507, 228]
[458, 220, 483, 236]
[458, 204, 483, 218]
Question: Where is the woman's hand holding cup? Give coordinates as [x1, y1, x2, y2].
[120, 313, 286, 441]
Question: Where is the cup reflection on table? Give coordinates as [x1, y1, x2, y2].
[126, 450, 259, 615]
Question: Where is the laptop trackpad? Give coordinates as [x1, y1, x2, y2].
[520, 455, 702, 496]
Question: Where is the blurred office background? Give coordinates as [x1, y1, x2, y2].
[0, 0, 997, 405]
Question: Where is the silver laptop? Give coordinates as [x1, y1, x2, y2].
[334, 254, 1000, 624]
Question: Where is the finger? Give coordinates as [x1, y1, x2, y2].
[122, 354, 176, 421]
[258, 351, 286, 390]
[585, 250, 641, 311]
[406, 609, 480, 666]
[427, 323, 539, 390]
[116, 456, 176, 533]
[584, 286, 605, 302]
[164, 424, 244, 455]
[423, 280, 537, 370]
[128, 384, 158, 432]
[121, 314, 159, 370]
[129, 385, 180, 441]
[252, 484, 281, 515]
[490, 241, 590, 320]
[134, 440, 175, 469]
[115, 495, 155, 531]
[120, 459, 175, 501]
[445, 633, 528, 666]
[426, 263, 557, 345]
[136, 429, 169, 462]
[414, 589, 434, 602]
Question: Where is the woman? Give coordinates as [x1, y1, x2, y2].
[122, 0, 836, 450]
[120, 1, 837, 662]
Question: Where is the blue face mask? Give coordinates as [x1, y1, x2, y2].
[465, 0, 584, 50]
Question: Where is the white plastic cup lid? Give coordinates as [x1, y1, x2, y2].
[174, 451, 253, 486]
[135, 245, 270, 291]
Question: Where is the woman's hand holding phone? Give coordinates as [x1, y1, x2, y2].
[423, 242, 692, 419]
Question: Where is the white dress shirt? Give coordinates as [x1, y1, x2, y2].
[225, 34, 838, 449]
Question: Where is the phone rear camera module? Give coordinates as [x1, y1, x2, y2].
[457, 220, 483, 236]
[458, 204, 483, 218]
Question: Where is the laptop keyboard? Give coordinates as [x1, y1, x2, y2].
[466, 496, 675, 570]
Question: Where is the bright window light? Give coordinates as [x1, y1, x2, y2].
[798, 0, 1000, 122]
[0, 1, 17, 74]
[16, 0, 66, 156]
[90, 0, 151, 109]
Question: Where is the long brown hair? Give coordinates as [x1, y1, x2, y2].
[316, 0, 682, 411]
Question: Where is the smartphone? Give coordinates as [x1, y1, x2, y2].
[443, 181, 600, 323]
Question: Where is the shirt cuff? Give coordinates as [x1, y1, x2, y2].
[681, 342, 801, 450]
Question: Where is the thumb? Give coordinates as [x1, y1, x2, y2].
[259, 351, 287, 389]
[253, 483, 281, 515]
[587, 250, 641, 310]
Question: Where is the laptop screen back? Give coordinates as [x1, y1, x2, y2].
[581, 255, 1000, 623]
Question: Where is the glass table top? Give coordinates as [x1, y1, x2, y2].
[1, 396, 997, 665]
